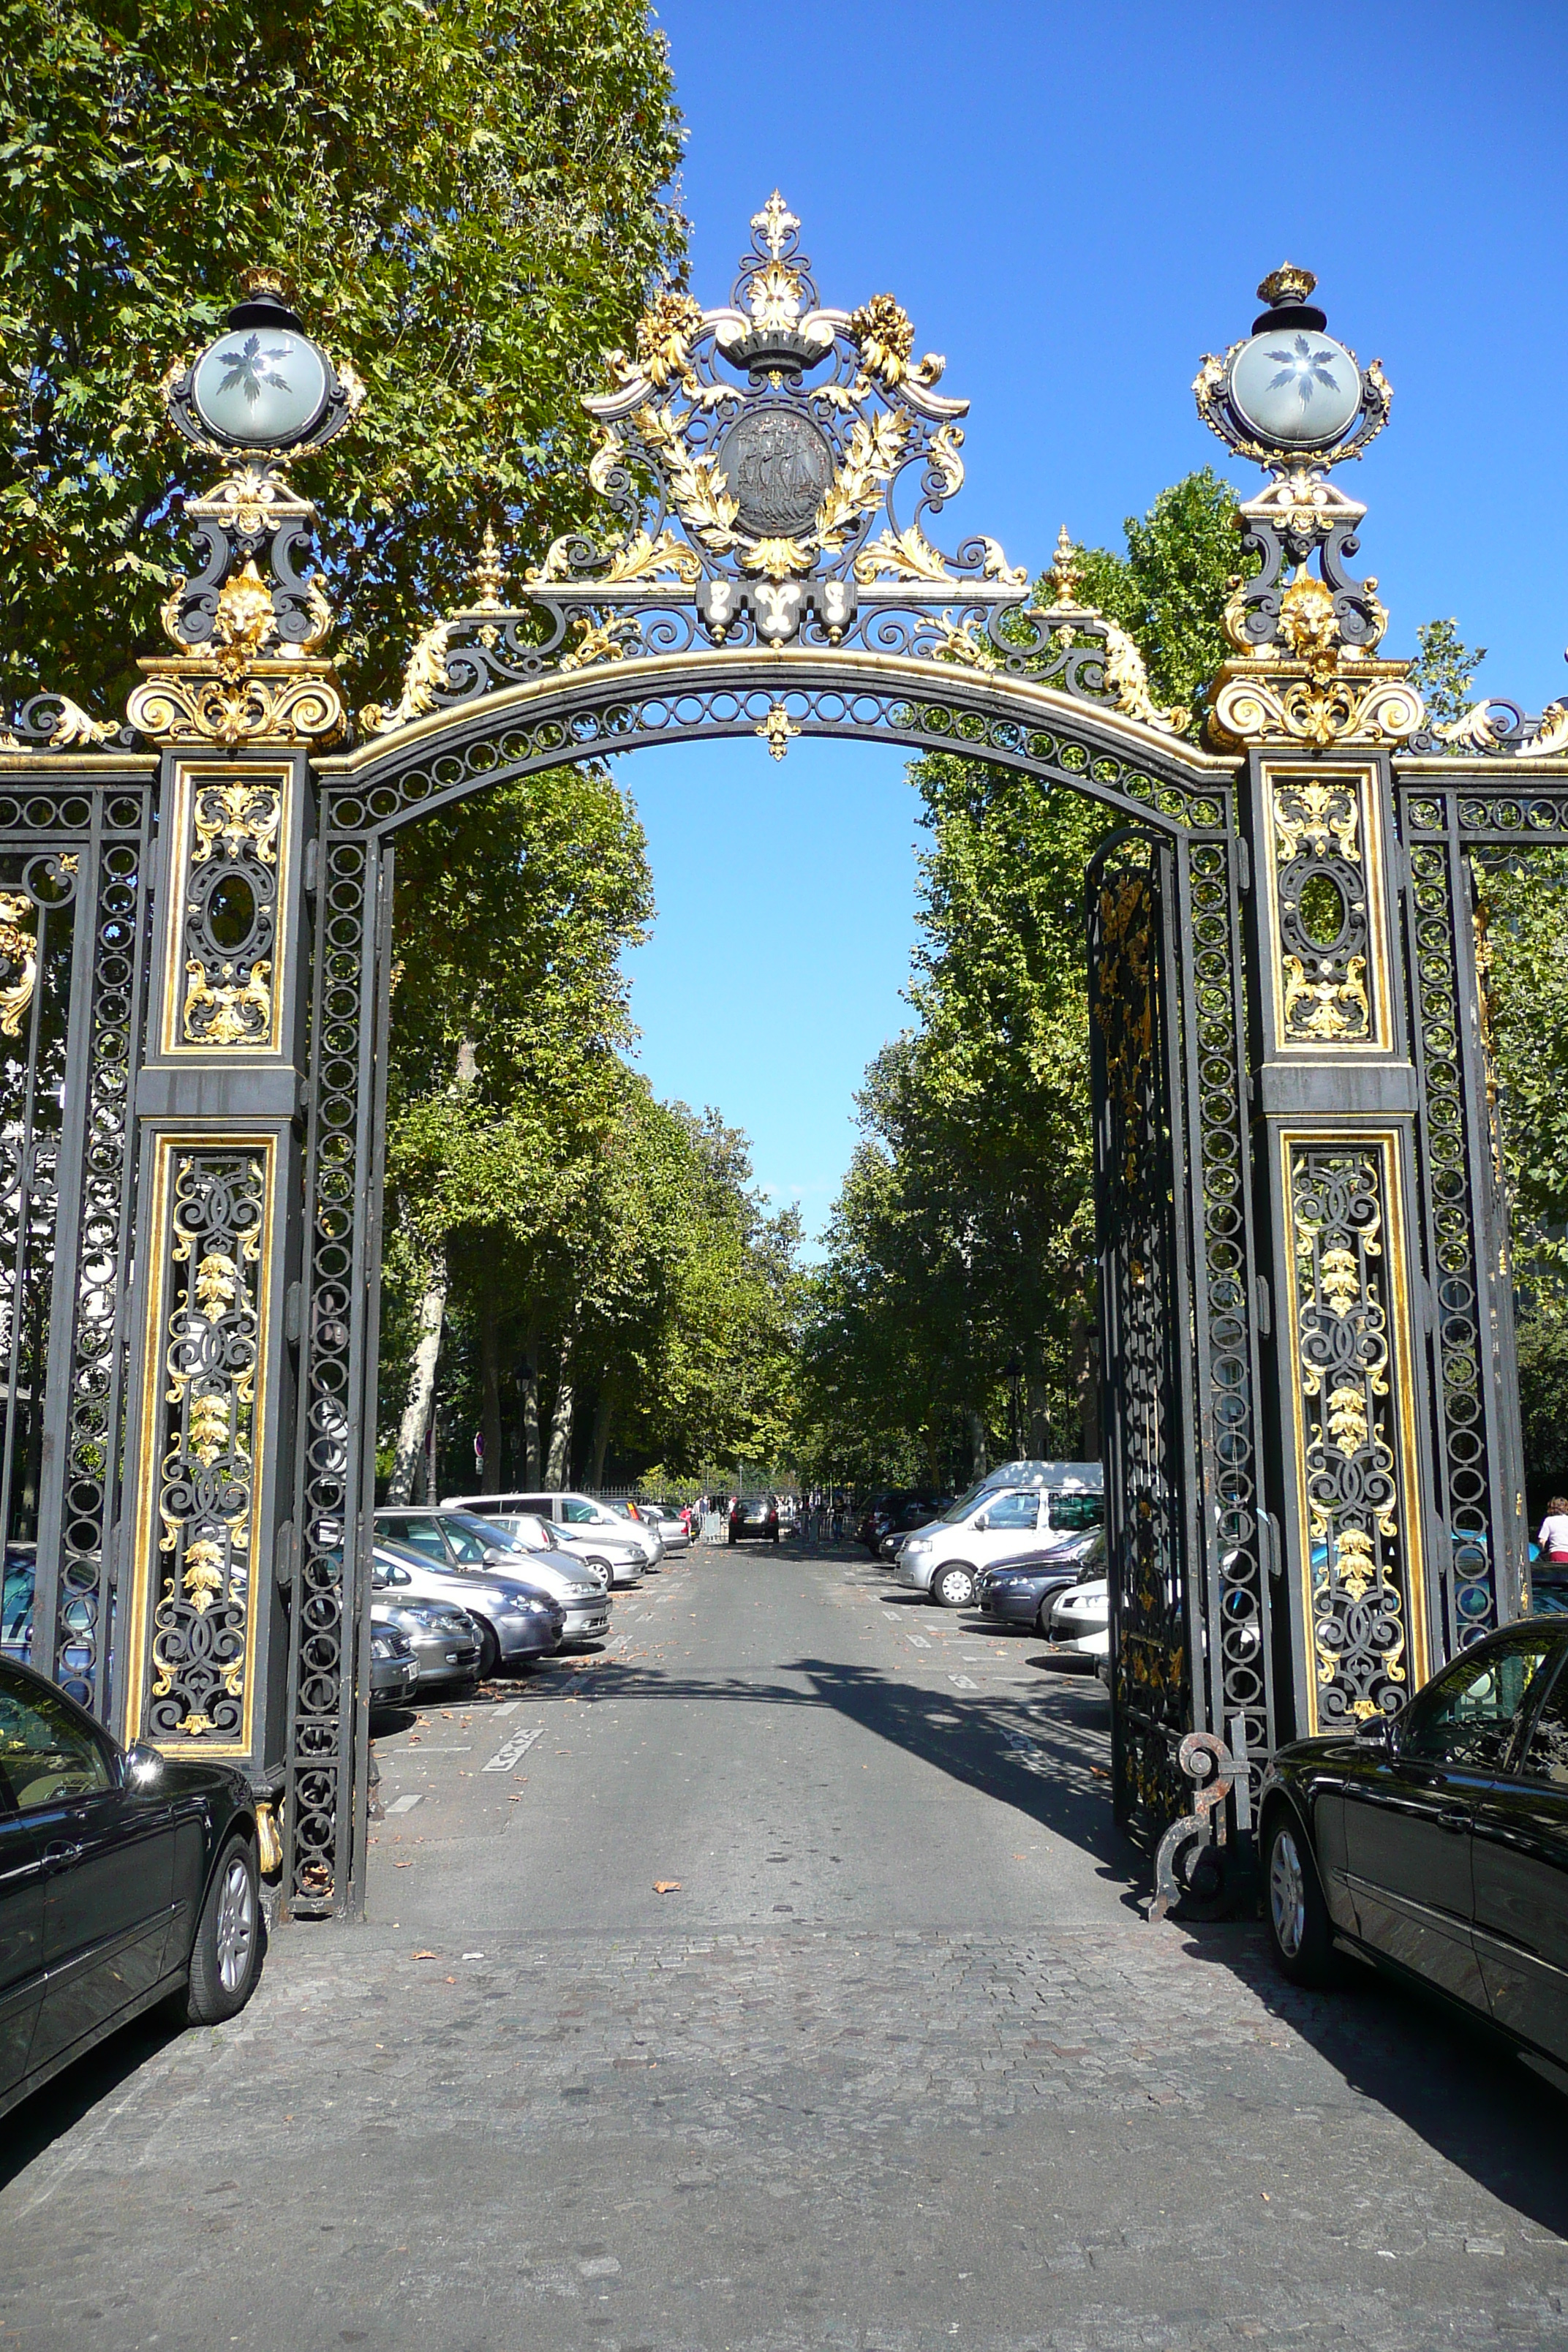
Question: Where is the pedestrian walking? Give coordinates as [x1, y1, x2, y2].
[1537, 1496, 1568, 1613]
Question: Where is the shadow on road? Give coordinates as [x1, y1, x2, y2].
[1178, 1920, 1568, 2237]
[0, 2008, 185, 2195]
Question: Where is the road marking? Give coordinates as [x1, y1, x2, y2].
[483, 1724, 545, 1773]
[906, 1633, 931, 1649]
[385, 1793, 423, 1815]
[408, 1744, 471, 1752]
[1001, 1728, 1049, 1774]
[883, 1610, 901, 1622]
[949, 1673, 979, 1691]
[489, 1700, 519, 1719]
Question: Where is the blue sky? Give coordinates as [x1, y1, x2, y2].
[622, 0, 1568, 1251]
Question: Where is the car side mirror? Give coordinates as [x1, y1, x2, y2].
[124, 1740, 163, 1788]
[1354, 1709, 1401, 1752]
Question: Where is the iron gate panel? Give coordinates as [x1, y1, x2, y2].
[0, 767, 155, 1722]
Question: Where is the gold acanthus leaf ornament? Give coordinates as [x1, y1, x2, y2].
[1318, 1243, 1363, 1317]
[181, 1537, 225, 1613]
[1532, 701, 1568, 758]
[848, 294, 946, 392]
[40, 696, 116, 750]
[814, 408, 909, 552]
[0, 892, 37, 1039]
[853, 525, 954, 586]
[633, 288, 705, 390]
[1098, 619, 1190, 737]
[1325, 1384, 1369, 1458]
[1273, 777, 1360, 866]
[360, 617, 454, 735]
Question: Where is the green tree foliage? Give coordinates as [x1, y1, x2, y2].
[1071, 466, 1245, 725]
[0, 0, 685, 711]
[1411, 618, 1488, 733]
[798, 474, 1243, 1485]
[377, 765, 802, 1493]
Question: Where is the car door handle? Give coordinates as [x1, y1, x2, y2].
[42, 1840, 83, 1866]
[1437, 1808, 1469, 1833]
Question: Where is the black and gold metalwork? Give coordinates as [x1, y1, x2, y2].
[0, 221, 1563, 1923]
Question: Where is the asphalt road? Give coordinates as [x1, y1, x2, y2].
[2, 1542, 1567, 2352]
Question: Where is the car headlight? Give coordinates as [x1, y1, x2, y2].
[567, 1583, 597, 1601]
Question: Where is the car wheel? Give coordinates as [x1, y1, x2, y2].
[182, 1832, 262, 2026]
[933, 1562, 976, 1609]
[473, 1618, 500, 1680]
[1262, 1809, 1338, 1988]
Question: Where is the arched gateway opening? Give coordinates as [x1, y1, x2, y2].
[5, 201, 1561, 1917]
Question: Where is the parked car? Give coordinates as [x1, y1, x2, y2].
[443, 1489, 665, 1572]
[976, 1548, 1093, 1634]
[369, 1621, 420, 1710]
[1259, 1618, 1568, 2081]
[0, 1652, 263, 2122]
[1047, 1575, 1110, 1660]
[439, 1512, 611, 1643]
[369, 1540, 563, 1679]
[370, 1565, 485, 1689]
[897, 1466, 1104, 1609]
[638, 1501, 691, 1555]
[857, 1492, 946, 1556]
[478, 1512, 637, 1589]
[729, 1494, 780, 1545]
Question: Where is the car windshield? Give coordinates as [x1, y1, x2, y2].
[447, 1511, 525, 1552]
[938, 1483, 991, 1523]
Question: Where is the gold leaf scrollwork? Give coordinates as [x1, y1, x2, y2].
[558, 612, 643, 673]
[1273, 778, 1360, 866]
[192, 779, 280, 867]
[1282, 951, 1369, 1042]
[0, 893, 38, 1039]
[182, 956, 273, 1047]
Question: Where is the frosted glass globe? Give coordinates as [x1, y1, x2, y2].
[192, 328, 328, 448]
[1230, 328, 1360, 451]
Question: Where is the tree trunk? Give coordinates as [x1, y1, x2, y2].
[1071, 1309, 1100, 1458]
[966, 1409, 988, 1484]
[388, 1251, 448, 1504]
[588, 1378, 617, 1489]
[479, 1291, 502, 1496]
[545, 1341, 575, 1486]
[1026, 1374, 1052, 1461]
[520, 1325, 541, 1485]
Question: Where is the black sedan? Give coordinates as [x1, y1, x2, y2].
[728, 1495, 780, 1545]
[974, 1549, 1088, 1633]
[1, 1654, 265, 2122]
[1260, 1618, 1568, 2073]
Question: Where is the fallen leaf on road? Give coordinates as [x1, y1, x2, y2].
[445, 1975, 456, 1983]
[653, 1880, 682, 1893]
[412, 1950, 438, 1959]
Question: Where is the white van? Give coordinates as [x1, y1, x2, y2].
[894, 1461, 1103, 1610]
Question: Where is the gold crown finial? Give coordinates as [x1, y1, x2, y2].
[1256, 262, 1317, 309]
[238, 263, 297, 306]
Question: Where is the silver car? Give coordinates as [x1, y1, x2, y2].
[455, 1505, 644, 1589]
[637, 1501, 690, 1555]
[372, 1590, 479, 1691]
[442, 1489, 664, 1572]
[369, 1542, 563, 1678]
[369, 1618, 420, 1707]
[458, 1512, 613, 1644]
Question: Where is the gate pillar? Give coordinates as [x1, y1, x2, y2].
[115, 278, 358, 1887]
[1235, 742, 1440, 1735]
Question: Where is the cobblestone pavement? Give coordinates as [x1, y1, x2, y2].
[1, 1548, 1566, 2351]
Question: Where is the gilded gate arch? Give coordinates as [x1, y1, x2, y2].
[5, 201, 1565, 1918]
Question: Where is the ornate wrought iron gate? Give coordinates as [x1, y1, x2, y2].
[5, 203, 1565, 1916]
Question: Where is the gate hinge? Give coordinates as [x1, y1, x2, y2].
[304, 834, 319, 894]
[275, 1518, 297, 1595]
[284, 1280, 303, 1345]
[1235, 837, 1251, 894]
[1254, 1273, 1271, 1335]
